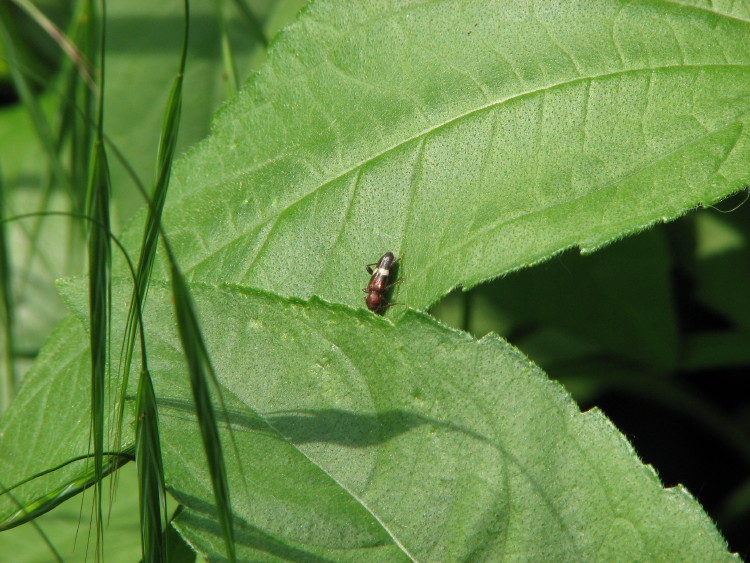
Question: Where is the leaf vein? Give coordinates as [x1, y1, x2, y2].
[183, 63, 750, 277]
[421, 114, 750, 279]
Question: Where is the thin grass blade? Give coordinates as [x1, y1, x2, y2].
[168, 258, 235, 562]
[148, 5, 238, 557]
[86, 0, 111, 552]
[86, 138, 111, 559]
[118, 2, 190, 558]
[9, 0, 95, 87]
[0, 446, 134, 531]
[135, 369, 167, 562]
[0, 167, 18, 413]
[66, 0, 98, 215]
[229, 0, 267, 47]
[116, 0, 189, 429]
[217, 0, 239, 95]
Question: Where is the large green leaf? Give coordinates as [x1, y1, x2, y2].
[44, 278, 731, 561]
[119, 0, 750, 313]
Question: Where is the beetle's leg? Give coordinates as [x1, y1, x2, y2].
[384, 278, 405, 290]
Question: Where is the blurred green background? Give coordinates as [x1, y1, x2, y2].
[1, 0, 749, 559]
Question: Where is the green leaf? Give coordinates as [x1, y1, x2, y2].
[120, 0, 750, 313]
[47, 278, 732, 561]
[0, 313, 133, 516]
[0, 463, 142, 563]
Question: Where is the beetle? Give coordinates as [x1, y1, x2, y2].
[363, 251, 403, 313]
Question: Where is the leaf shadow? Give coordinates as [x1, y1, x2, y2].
[156, 396, 572, 543]
[171, 493, 344, 562]
[156, 396, 428, 446]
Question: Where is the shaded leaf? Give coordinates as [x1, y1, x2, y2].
[102, 0, 283, 221]
[52, 278, 736, 561]
[0, 464, 142, 563]
[0, 314, 132, 519]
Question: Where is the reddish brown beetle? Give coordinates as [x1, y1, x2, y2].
[363, 251, 403, 313]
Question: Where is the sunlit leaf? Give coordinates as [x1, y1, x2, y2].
[119, 0, 750, 314]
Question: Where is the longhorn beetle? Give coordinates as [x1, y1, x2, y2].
[363, 251, 403, 313]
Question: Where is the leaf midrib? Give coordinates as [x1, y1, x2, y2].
[660, 0, 750, 26]
[180, 63, 750, 280]
[419, 110, 747, 282]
